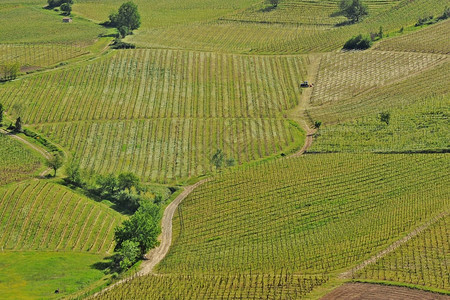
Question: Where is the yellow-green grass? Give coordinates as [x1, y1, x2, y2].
[309, 60, 450, 124]
[356, 214, 449, 292]
[157, 153, 449, 275]
[309, 51, 447, 107]
[74, 0, 448, 54]
[0, 251, 108, 299]
[0, 134, 42, 186]
[310, 94, 450, 153]
[1, 49, 307, 182]
[97, 273, 329, 299]
[0, 2, 104, 44]
[0, 180, 123, 253]
[374, 19, 450, 55]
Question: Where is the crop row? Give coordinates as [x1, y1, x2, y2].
[35, 118, 302, 183]
[97, 272, 328, 299]
[310, 60, 450, 124]
[0, 49, 307, 124]
[0, 43, 88, 69]
[374, 19, 450, 54]
[0, 180, 123, 253]
[311, 94, 450, 153]
[309, 50, 446, 106]
[157, 153, 449, 275]
[0, 134, 42, 186]
[356, 214, 449, 291]
[127, 0, 448, 53]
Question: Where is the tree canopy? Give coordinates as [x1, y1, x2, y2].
[109, 2, 141, 33]
[340, 0, 368, 23]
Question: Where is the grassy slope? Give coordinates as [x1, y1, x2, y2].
[0, 251, 107, 299]
[0, 134, 42, 186]
[0, 180, 124, 299]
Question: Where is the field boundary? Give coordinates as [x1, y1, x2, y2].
[339, 210, 450, 279]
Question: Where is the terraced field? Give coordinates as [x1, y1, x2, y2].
[0, 180, 123, 253]
[0, 49, 307, 182]
[356, 214, 450, 291]
[0, 133, 42, 186]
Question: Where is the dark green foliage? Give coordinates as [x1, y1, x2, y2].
[47, 0, 73, 8]
[118, 240, 140, 270]
[46, 153, 64, 176]
[111, 39, 136, 49]
[118, 172, 140, 192]
[64, 157, 83, 187]
[225, 157, 236, 167]
[339, 0, 368, 23]
[211, 149, 225, 169]
[314, 120, 322, 129]
[267, 0, 279, 8]
[109, 2, 141, 33]
[379, 111, 390, 125]
[96, 173, 119, 196]
[14, 117, 22, 133]
[0, 103, 4, 125]
[343, 34, 372, 50]
[118, 26, 129, 38]
[0, 62, 20, 81]
[415, 15, 434, 26]
[60, 3, 72, 15]
[114, 201, 161, 256]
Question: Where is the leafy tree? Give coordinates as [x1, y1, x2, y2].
[267, 0, 279, 8]
[314, 120, 322, 129]
[109, 2, 141, 33]
[96, 173, 119, 196]
[379, 111, 390, 125]
[46, 153, 64, 177]
[211, 149, 225, 169]
[114, 201, 160, 256]
[14, 117, 23, 132]
[343, 34, 372, 50]
[60, 3, 72, 15]
[118, 26, 129, 38]
[0, 103, 4, 125]
[1, 62, 20, 81]
[225, 157, 236, 167]
[118, 240, 140, 270]
[64, 156, 82, 186]
[340, 0, 368, 23]
[118, 172, 140, 192]
[47, 0, 73, 8]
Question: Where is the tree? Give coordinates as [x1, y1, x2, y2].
[379, 112, 390, 125]
[340, 0, 368, 23]
[314, 120, 322, 129]
[46, 153, 64, 177]
[118, 240, 140, 270]
[1, 62, 20, 81]
[118, 172, 140, 192]
[225, 157, 236, 167]
[109, 2, 141, 33]
[267, 0, 279, 8]
[14, 117, 23, 132]
[96, 173, 119, 196]
[211, 149, 225, 169]
[64, 156, 82, 186]
[60, 3, 72, 15]
[0, 103, 4, 125]
[343, 34, 372, 50]
[118, 26, 129, 38]
[114, 202, 160, 256]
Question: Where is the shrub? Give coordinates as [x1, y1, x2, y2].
[343, 34, 372, 50]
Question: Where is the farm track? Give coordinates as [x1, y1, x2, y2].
[321, 282, 450, 300]
[0, 128, 52, 177]
[339, 210, 450, 279]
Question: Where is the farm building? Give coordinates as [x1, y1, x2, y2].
[62, 17, 72, 23]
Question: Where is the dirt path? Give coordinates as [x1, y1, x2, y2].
[339, 210, 449, 279]
[139, 178, 210, 275]
[0, 129, 52, 177]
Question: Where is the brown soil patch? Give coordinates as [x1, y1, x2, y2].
[321, 283, 449, 300]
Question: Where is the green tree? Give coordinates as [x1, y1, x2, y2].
[0, 103, 4, 125]
[118, 240, 140, 270]
[114, 202, 160, 256]
[118, 172, 140, 192]
[14, 117, 23, 132]
[379, 111, 390, 125]
[64, 156, 82, 186]
[96, 173, 119, 196]
[60, 3, 72, 15]
[340, 0, 368, 23]
[211, 149, 225, 170]
[109, 2, 141, 33]
[225, 157, 236, 167]
[267, 0, 279, 8]
[46, 153, 64, 177]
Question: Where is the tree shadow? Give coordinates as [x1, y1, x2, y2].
[91, 255, 121, 275]
[258, 5, 276, 13]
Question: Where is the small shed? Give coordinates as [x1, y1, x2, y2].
[62, 17, 72, 23]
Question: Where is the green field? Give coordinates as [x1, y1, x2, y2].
[0, 251, 108, 299]
[0, 0, 449, 298]
[0, 134, 42, 186]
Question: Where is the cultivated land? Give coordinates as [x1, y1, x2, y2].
[0, 0, 449, 298]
